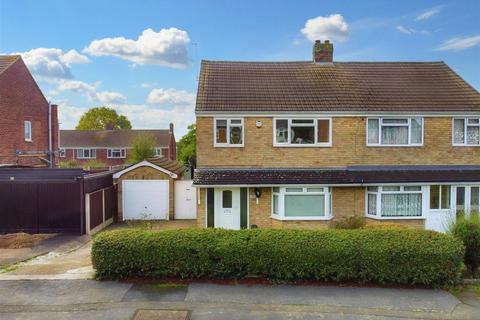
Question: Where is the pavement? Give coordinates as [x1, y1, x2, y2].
[0, 280, 478, 319]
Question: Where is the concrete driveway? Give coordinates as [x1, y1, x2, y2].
[0, 235, 92, 280]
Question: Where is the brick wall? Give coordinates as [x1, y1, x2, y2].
[116, 166, 176, 220]
[197, 117, 480, 168]
[196, 186, 425, 229]
[0, 58, 58, 166]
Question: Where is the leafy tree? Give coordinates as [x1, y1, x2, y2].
[127, 134, 156, 164]
[76, 106, 132, 130]
[177, 124, 196, 164]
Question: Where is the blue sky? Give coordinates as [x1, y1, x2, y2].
[1, 0, 479, 136]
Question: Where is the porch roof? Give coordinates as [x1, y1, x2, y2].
[193, 165, 480, 186]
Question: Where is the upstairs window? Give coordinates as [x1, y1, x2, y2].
[155, 147, 168, 157]
[76, 148, 96, 159]
[107, 148, 126, 159]
[24, 120, 32, 142]
[214, 118, 244, 147]
[453, 118, 480, 146]
[367, 118, 423, 146]
[274, 118, 331, 146]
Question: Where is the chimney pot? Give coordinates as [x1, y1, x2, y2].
[169, 122, 174, 133]
[312, 39, 333, 63]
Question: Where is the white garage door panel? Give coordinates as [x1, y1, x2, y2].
[123, 180, 169, 220]
[174, 180, 197, 219]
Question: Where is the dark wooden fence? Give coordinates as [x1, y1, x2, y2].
[0, 169, 117, 235]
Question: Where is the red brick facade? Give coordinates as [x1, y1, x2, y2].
[0, 56, 58, 167]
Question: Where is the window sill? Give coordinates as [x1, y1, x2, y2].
[271, 215, 332, 221]
[366, 214, 425, 220]
[452, 144, 480, 147]
[214, 144, 244, 148]
[366, 144, 423, 148]
[273, 144, 332, 148]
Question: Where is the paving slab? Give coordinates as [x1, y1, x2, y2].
[186, 283, 460, 312]
[0, 308, 136, 320]
[0, 280, 132, 305]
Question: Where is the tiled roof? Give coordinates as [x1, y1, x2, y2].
[196, 60, 480, 113]
[193, 166, 480, 185]
[60, 129, 171, 148]
[147, 157, 186, 176]
[0, 55, 20, 76]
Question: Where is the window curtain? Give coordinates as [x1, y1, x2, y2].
[381, 193, 422, 217]
[411, 118, 422, 144]
[368, 119, 379, 144]
[368, 193, 377, 215]
[453, 119, 465, 144]
[467, 126, 480, 145]
[381, 126, 408, 144]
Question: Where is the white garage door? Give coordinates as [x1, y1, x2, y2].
[123, 180, 169, 220]
[174, 180, 197, 219]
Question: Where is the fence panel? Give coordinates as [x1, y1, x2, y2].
[89, 191, 104, 230]
[104, 186, 116, 221]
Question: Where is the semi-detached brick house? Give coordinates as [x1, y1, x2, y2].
[59, 125, 176, 167]
[193, 40, 480, 232]
[0, 55, 59, 167]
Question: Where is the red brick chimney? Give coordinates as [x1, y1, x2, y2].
[313, 40, 333, 63]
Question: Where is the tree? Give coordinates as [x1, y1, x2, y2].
[127, 133, 156, 164]
[76, 106, 132, 130]
[177, 124, 196, 164]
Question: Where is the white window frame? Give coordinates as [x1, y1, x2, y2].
[214, 118, 244, 147]
[366, 117, 423, 147]
[271, 186, 332, 220]
[107, 148, 126, 159]
[366, 185, 426, 220]
[76, 148, 96, 159]
[59, 148, 66, 158]
[452, 117, 480, 147]
[453, 185, 480, 214]
[428, 185, 452, 211]
[154, 147, 169, 157]
[24, 120, 32, 142]
[273, 118, 332, 147]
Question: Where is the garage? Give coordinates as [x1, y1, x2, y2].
[113, 158, 187, 221]
[123, 180, 169, 220]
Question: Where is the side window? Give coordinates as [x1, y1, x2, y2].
[214, 118, 244, 147]
[24, 120, 32, 142]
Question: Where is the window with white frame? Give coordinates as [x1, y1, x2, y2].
[430, 185, 451, 210]
[455, 186, 480, 214]
[76, 148, 96, 159]
[367, 186, 423, 218]
[24, 120, 32, 142]
[453, 118, 480, 146]
[155, 147, 168, 157]
[274, 118, 331, 146]
[107, 148, 126, 158]
[367, 118, 423, 146]
[59, 148, 66, 157]
[214, 118, 244, 146]
[272, 187, 331, 219]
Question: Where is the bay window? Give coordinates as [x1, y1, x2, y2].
[76, 148, 96, 159]
[107, 148, 126, 159]
[367, 118, 423, 146]
[367, 186, 424, 219]
[214, 118, 244, 146]
[274, 118, 331, 146]
[271, 187, 331, 220]
[453, 118, 480, 146]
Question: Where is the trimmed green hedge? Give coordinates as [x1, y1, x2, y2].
[92, 228, 464, 287]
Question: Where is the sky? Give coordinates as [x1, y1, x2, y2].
[1, 0, 479, 137]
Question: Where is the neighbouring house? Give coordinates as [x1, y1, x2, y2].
[193, 40, 480, 232]
[59, 124, 177, 167]
[0, 55, 59, 167]
[113, 157, 194, 221]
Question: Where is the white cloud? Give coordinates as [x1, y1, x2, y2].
[396, 25, 431, 36]
[84, 27, 190, 68]
[13, 48, 90, 81]
[301, 14, 349, 42]
[437, 35, 480, 51]
[141, 83, 154, 88]
[415, 5, 444, 21]
[146, 88, 195, 105]
[55, 79, 126, 104]
[57, 103, 87, 130]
